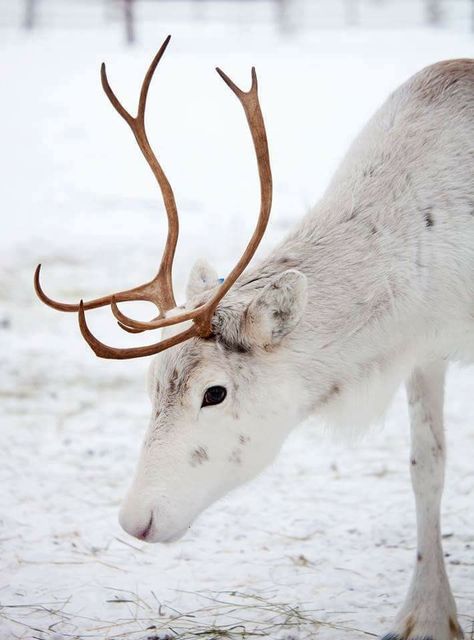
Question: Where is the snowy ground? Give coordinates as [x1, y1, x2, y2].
[1, 12, 474, 640]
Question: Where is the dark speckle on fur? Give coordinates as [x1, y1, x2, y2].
[190, 447, 209, 467]
[278, 256, 298, 268]
[411, 457, 417, 466]
[228, 448, 242, 465]
[417, 551, 423, 562]
[422, 206, 434, 227]
[239, 435, 250, 445]
[216, 335, 251, 354]
[363, 166, 376, 178]
[319, 383, 341, 405]
[168, 368, 179, 394]
[272, 308, 291, 322]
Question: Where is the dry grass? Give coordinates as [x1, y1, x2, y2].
[0, 589, 378, 640]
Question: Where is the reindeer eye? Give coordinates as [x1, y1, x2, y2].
[202, 386, 227, 407]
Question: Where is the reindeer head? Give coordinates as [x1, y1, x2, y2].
[121, 261, 308, 541]
[34, 37, 308, 542]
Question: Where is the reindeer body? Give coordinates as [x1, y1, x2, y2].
[37, 53, 473, 640]
[247, 58, 474, 430]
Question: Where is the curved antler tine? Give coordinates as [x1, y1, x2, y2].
[250, 66, 257, 92]
[101, 35, 172, 127]
[215, 66, 257, 98]
[111, 296, 161, 334]
[111, 296, 203, 332]
[137, 35, 171, 123]
[112, 297, 150, 328]
[79, 301, 197, 360]
[35, 264, 81, 312]
[101, 63, 135, 127]
[117, 320, 147, 334]
[35, 264, 120, 312]
[35, 264, 164, 314]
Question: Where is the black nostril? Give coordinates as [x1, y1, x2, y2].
[137, 513, 154, 541]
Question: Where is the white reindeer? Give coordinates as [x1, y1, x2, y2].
[35, 36, 473, 640]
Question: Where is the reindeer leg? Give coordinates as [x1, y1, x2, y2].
[381, 361, 463, 640]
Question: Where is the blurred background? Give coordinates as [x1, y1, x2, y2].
[4, 0, 474, 37]
[1, 2, 473, 639]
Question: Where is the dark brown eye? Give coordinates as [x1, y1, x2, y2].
[202, 386, 227, 407]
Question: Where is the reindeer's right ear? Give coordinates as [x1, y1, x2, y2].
[186, 259, 220, 300]
[244, 269, 307, 349]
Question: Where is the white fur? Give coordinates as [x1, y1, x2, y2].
[119, 60, 474, 640]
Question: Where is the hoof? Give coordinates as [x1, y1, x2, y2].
[381, 601, 464, 640]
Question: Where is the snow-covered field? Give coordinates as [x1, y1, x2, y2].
[1, 9, 473, 639]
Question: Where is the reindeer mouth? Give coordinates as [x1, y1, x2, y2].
[145, 522, 190, 545]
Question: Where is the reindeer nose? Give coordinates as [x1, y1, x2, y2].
[119, 504, 155, 541]
[136, 513, 154, 541]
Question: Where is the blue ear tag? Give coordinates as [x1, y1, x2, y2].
[218, 277, 225, 284]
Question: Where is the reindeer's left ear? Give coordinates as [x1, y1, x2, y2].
[186, 259, 220, 300]
[245, 270, 307, 348]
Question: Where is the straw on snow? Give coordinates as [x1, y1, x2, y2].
[0, 589, 377, 640]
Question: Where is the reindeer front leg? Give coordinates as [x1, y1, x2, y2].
[381, 361, 463, 640]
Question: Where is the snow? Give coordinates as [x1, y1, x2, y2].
[1, 9, 473, 640]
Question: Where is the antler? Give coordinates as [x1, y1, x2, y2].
[110, 67, 272, 336]
[35, 40, 273, 360]
[34, 35, 178, 324]
[79, 66, 272, 359]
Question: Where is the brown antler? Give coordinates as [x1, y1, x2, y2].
[79, 65, 273, 359]
[34, 35, 178, 323]
[110, 66, 272, 336]
[35, 41, 273, 360]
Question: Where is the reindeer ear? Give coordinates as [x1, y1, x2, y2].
[186, 259, 220, 300]
[245, 270, 307, 348]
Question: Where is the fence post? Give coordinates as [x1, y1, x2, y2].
[344, 0, 360, 26]
[276, 0, 295, 33]
[425, 0, 443, 25]
[124, 0, 135, 44]
[23, 0, 38, 30]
